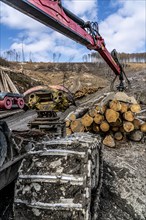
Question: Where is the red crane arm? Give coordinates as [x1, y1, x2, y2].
[1, 0, 121, 76]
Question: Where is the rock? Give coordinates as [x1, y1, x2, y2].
[98, 141, 146, 220]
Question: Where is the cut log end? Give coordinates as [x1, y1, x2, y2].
[81, 114, 93, 127]
[109, 99, 121, 111]
[103, 135, 115, 148]
[100, 121, 110, 132]
[123, 122, 134, 133]
[105, 109, 119, 123]
[130, 104, 141, 113]
[140, 123, 146, 132]
[123, 111, 134, 122]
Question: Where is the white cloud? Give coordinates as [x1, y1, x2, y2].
[0, 0, 145, 62]
[99, 0, 146, 53]
[63, 0, 97, 20]
[0, 0, 96, 61]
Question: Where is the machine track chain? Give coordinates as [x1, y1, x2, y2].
[14, 133, 102, 220]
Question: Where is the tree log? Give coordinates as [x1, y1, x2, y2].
[128, 130, 144, 141]
[103, 135, 115, 147]
[114, 132, 123, 140]
[120, 102, 128, 113]
[112, 126, 119, 132]
[100, 121, 110, 132]
[105, 109, 119, 123]
[133, 118, 141, 130]
[88, 108, 98, 118]
[140, 123, 146, 132]
[65, 120, 71, 127]
[66, 128, 72, 136]
[66, 108, 88, 122]
[92, 123, 100, 133]
[109, 100, 121, 111]
[94, 113, 104, 124]
[81, 114, 93, 127]
[110, 118, 122, 127]
[130, 104, 141, 113]
[70, 119, 85, 133]
[123, 121, 134, 133]
[123, 111, 134, 122]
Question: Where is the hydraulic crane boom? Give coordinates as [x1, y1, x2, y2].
[1, 0, 129, 90]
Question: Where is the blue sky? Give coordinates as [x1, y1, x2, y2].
[0, 0, 146, 62]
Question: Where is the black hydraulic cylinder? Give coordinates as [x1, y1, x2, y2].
[62, 7, 85, 27]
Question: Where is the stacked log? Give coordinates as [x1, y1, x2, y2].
[65, 99, 146, 147]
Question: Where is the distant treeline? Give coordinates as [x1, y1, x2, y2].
[1, 49, 146, 63]
[83, 52, 146, 63]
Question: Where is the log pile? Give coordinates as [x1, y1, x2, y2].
[65, 98, 146, 147]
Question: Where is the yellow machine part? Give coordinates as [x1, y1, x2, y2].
[27, 90, 71, 112]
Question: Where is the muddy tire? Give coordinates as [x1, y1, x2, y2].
[14, 133, 102, 220]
